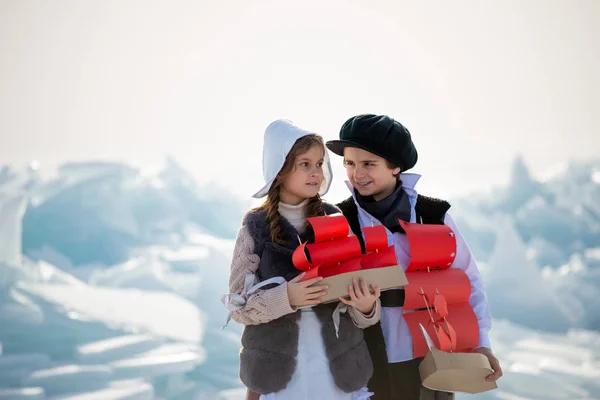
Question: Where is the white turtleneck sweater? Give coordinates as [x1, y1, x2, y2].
[278, 199, 309, 231]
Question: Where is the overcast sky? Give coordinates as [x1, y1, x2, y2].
[1, 0, 598, 204]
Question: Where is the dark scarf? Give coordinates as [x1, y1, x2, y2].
[355, 180, 412, 234]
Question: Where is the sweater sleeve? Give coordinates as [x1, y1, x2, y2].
[348, 298, 381, 328]
[227, 225, 296, 325]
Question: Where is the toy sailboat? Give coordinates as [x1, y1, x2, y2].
[291, 213, 407, 303]
[400, 221, 497, 394]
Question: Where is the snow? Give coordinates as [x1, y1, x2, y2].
[0, 190, 27, 267]
[76, 335, 165, 365]
[15, 282, 205, 344]
[1, 156, 600, 398]
[484, 217, 573, 331]
[50, 382, 154, 400]
[21, 364, 113, 393]
[526, 237, 568, 268]
[456, 320, 600, 400]
[0, 387, 45, 400]
[0, 354, 51, 372]
[109, 350, 204, 379]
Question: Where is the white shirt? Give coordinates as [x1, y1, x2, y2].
[345, 174, 492, 363]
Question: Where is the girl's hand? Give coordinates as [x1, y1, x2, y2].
[339, 277, 380, 314]
[287, 272, 328, 307]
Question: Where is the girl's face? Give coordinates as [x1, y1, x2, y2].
[343, 146, 400, 201]
[279, 145, 325, 205]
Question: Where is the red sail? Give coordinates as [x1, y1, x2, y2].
[400, 221, 457, 272]
[306, 214, 350, 243]
[302, 265, 321, 280]
[403, 269, 471, 310]
[292, 235, 362, 271]
[292, 214, 401, 282]
[362, 225, 389, 253]
[305, 236, 362, 266]
[292, 243, 312, 271]
[298, 259, 362, 281]
[320, 258, 362, 278]
[403, 302, 479, 358]
[360, 246, 398, 270]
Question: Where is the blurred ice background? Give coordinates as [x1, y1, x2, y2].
[1, 0, 599, 398]
[0, 156, 599, 399]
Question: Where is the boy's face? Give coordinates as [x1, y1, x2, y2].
[343, 147, 401, 201]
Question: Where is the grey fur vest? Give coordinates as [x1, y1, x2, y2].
[239, 202, 373, 394]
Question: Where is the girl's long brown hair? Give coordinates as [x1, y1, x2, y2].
[257, 134, 325, 245]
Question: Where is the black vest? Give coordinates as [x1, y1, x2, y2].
[337, 194, 451, 399]
[239, 202, 373, 394]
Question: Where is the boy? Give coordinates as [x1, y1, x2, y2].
[326, 114, 502, 400]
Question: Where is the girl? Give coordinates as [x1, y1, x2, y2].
[222, 119, 382, 400]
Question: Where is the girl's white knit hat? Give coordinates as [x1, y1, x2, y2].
[253, 119, 333, 198]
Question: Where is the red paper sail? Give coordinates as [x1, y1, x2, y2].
[432, 318, 457, 353]
[292, 243, 311, 271]
[292, 236, 362, 271]
[291, 213, 400, 282]
[400, 221, 457, 272]
[320, 258, 362, 278]
[403, 269, 471, 310]
[360, 246, 397, 270]
[362, 225, 389, 253]
[308, 236, 362, 265]
[403, 302, 479, 358]
[303, 265, 321, 280]
[306, 214, 349, 243]
[301, 259, 362, 280]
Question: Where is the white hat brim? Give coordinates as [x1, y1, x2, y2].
[252, 175, 276, 198]
[251, 119, 333, 199]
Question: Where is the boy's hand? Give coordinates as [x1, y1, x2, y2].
[338, 277, 380, 314]
[473, 347, 503, 382]
[287, 272, 328, 307]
